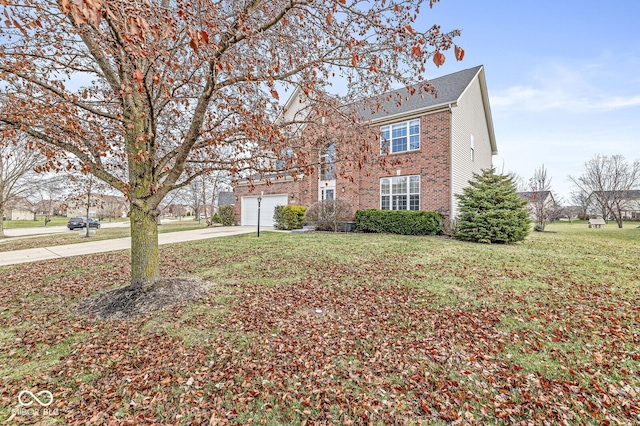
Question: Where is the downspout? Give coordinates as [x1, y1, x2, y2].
[448, 103, 455, 222]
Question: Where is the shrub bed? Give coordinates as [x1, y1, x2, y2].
[273, 205, 306, 230]
[355, 209, 443, 235]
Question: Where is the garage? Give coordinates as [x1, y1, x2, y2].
[241, 194, 288, 226]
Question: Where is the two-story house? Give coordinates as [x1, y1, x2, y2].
[234, 65, 497, 226]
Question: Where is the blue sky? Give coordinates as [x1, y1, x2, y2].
[416, 1, 640, 201]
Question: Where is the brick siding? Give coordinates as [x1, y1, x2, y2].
[234, 109, 453, 223]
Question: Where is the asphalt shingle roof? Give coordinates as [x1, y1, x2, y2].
[357, 65, 484, 121]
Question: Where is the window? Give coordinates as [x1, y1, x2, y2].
[381, 119, 420, 154]
[321, 188, 335, 200]
[320, 143, 336, 181]
[380, 175, 420, 210]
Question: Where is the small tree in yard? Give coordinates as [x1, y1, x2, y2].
[455, 169, 530, 244]
[527, 164, 556, 231]
[218, 205, 235, 227]
[0, 0, 464, 290]
[305, 200, 353, 231]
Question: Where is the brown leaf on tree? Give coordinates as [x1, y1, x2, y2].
[455, 45, 465, 61]
[433, 51, 445, 67]
[133, 69, 144, 84]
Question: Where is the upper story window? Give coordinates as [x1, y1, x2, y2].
[381, 119, 420, 154]
[320, 143, 336, 181]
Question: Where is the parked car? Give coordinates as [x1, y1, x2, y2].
[67, 217, 101, 230]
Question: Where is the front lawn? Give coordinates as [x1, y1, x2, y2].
[0, 223, 638, 424]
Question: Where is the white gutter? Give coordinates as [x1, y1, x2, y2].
[366, 102, 457, 126]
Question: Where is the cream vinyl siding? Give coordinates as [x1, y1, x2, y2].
[450, 76, 494, 218]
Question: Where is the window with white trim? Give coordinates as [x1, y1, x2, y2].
[381, 119, 420, 154]
[320, 143, 336, 181]
[380, 175, 420, 210]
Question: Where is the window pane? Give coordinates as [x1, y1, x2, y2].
[409, 176, 420, 194]
[409, 120, 420, 135]
[409, 195, 420, 210]
[391, 123, 407, 138]
[392, 176, 407, 194]
[392, 137, 406, 153]
[380, 127, 390, 153]
[381, 178, 390, 195]
[409, 135, 420, 150]
[393, 195, 407, 210]
[381, 196, 390, 210]
[325, 189, 334, 200]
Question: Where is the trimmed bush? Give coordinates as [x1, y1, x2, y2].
[273, 205, 306, 230]
[454, 168, 530, 243]
[212, 213, 221, 224]
[355, 209, 443, 235]
[218, 205, 235, 226]
[304, 199, 353, 231]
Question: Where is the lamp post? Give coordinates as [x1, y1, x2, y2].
[257, 191, 262, 238]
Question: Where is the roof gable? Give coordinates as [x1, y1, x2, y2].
[357, 65, 484, 122]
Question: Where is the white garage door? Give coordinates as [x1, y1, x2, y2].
[241, 194, 288, 226]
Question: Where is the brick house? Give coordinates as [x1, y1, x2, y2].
[234, 65, 497, 226]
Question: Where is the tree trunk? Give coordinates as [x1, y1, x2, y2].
[129, 202, 160, 288]
[0, 200, 4, 237]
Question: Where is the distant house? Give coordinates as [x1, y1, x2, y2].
[517, 191, 558, 222]
[623, 190, 640, 219]
[587, 189, 640, 220]
[234, 65, 497, 226]
[161, 204, 194, 217]
[66, 194, 128, 218]
[34, 199, 66, 217]
[217, 191, 235, 208]
[4, 197, 34, 220]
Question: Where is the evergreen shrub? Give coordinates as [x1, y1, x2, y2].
[354, 209, 443, 235]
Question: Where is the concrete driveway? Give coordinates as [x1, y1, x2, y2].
[0, 226, 261, 266]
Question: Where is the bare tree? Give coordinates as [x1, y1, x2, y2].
[0, 136, 42, 236]
[31, 175, 66, 223]
[570, 187, 591, 220]
[0, 0, 463, 288]
[66, 174, 110, 237]
[305, 199, 353, 232]
[528, 164, 555, 231]
[569, 154, 640, 228]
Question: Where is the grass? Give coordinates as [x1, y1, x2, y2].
[0, 221, 639, 424]
[0, 220, 210, 252]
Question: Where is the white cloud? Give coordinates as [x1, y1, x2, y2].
[491, 61, 640, 113]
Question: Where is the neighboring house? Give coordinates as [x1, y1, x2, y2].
[217, 191, 235, 208]
[66, 194, 128, 218]
[623, 190, 640, 219]
[518, 191, 558, 222]
[234, 65, 497, 226]
[34, 199, 67, 217]
[587, 189, 640, 220]
[161, 204, 194, 217]
[4, 197, 34, 220]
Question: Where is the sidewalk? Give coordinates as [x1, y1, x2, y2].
[0, 226, 261, 267]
